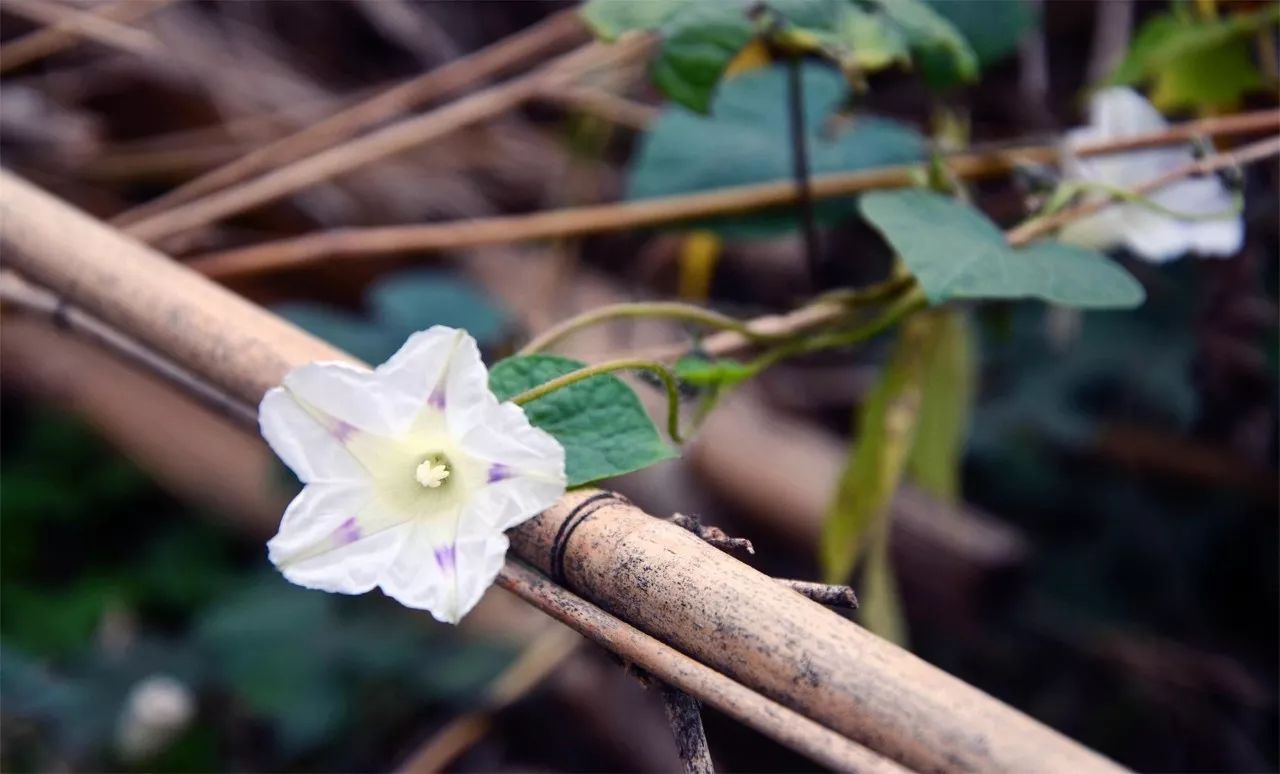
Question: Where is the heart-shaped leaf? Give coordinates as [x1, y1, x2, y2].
[628, 63, 925, 236]
[489, 354, 677, 487]
[859, 189, 1145, 308]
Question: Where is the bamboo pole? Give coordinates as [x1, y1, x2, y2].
[0, 170, 1125, 773]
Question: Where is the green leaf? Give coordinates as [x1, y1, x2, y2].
[1109, 7, 1277, 111]
[874, 0, 978, 87]
[858, 532, 907, 644]
[489, 354, 677, 487]
[370, 270, 507, 345]
[820, 315, 933, 585]
[277, 269, 507, 365]
[628, 63, 926, 236]
[650, 3, 757, 113]
[580, 0, 981, 110]
[905, 309, 974, 501]
[1148, 34, 1266, 112]
[923, 0, 1034, 68]
[859, 189, 1146, 308]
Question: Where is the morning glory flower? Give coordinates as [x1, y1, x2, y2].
[1058, 87, 1243, 263]
[260, 326, 566, 624]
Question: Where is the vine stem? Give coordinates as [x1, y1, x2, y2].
[518, 301, 786, 356]
[509, 357, 685, 443]
[743, 287, 928, 376]
[1007, 134, 1280, 245]
[186, 109, 1280, 279]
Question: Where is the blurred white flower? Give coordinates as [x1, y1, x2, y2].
[115, 674, 194, 762]
[261, 326, 566, 624]
[1058, 87, 1242, 263]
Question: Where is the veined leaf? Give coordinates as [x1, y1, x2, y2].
[859, 189, 1146, 308]
[489, 354, 677, 487]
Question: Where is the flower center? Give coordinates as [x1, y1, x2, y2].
[414, 454, 451, 489]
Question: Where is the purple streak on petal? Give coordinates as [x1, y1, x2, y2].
[434, 545, 456, 573]
[332, 420, 356, 443]
[428, 385, 446, 411]
[487, 463, 514, 484]
[334, 517, 361, 545]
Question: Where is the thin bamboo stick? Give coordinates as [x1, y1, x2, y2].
[0, 0, 173, 74]
[111, 9, 588, 228]
[120, 37, 649, 243]
[185, 109, 1280, 278]
[0, 0, 164, 62]
[0, 170, 1125, 774]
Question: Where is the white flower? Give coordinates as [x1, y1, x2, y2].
[260, 326, 566, 624]
[115, 674, 195, 761]
[1058, 87, 1243, 263]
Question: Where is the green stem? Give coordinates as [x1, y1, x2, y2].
[518, 302, 782, 356]
[813, 275, 916, 308]
[745, 287, 929, 376]
[1039, 179, 1244, 223]
[510, 357, 686, 443]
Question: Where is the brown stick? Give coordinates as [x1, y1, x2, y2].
[775, 579, 860, 609]
[120, 38, 649, 244]
[495, 561, 905, 773]
[110, 9, 587, 228]
[0, 0, 164, 62]
[0, 0, 172, 74]
[185, 110, 1280, 278]
[0, 170, 1124, 773]
[1006, 134, 1280, 245]
[657, 684, 715, 774]
[397, 625, 584, 773]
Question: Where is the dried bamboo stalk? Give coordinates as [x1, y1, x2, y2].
[111, 9, 587, 227]
[0, 170, 1124, 774]
[185, 110, 1280, 278]
[0, 0, 172, 74]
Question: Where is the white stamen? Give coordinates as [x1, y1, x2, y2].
[415, 459, 450, 488]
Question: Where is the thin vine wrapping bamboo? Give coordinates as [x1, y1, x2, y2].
[0, 170, 1125, 774]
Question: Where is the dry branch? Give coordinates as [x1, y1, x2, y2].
[120, 36, 649, 243]
[185, 110, 1280, 278]
[111, 9, 588, 228]
[0, 170, 1124, 773]
[0, 0, 164, 61]
[0, 0, 172, 73]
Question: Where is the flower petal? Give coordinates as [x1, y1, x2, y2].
[1061, 88, 1242, 262]
[285, 360, 421, 437]
[378, 515, 508, 624]
[268, 482, 413, 594]
[375, 326, 466, 413]
[259, 387, 364, 483]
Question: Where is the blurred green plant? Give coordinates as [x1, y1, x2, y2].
[627, 62, 926, 236]
[1108, 4, 1279, 112]
[0, 409, 514, 770]
[581, 0, 981, 111]
[276, 269, 507, 365]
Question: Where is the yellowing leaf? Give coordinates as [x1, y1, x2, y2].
[725, 39, 771, 77]
[906, 309, 974, 502]
[677, 231, 722, 301]
[820, 314, 935, 585]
